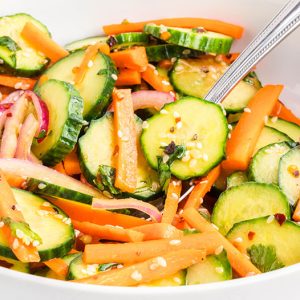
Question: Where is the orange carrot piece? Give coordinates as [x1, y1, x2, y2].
[184, 165, 221, 209]
[110, 47, 148, 71]
[21, 22, 69, 62]
[0, 75, 36, 90]
[271, 101, 300, 126]
[161, 179, 182, 224]
[293, 199, 300, 221]
[222, 85, 284, 172]
[44, 258, 69, 277]
[3, 173, 25, 188]
[72, 220, 144, 242]
[53, 162, 66, 175]
[115, 69, 141, 86]
[113, 89, 138, 193]
[131, 223, 183, 240]
[141, 64, 173, 92]
[63, 149, 81, 175]
[83, 231, 218, 264]
[76, 249, 205, 286]
[103, 18, 244, 39]
[182, 207, 261, 277]
[48, 198, 149, 228]
[74, 42, 110, 85]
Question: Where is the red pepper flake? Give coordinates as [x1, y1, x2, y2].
[6, 112, 12, 117]
[226, 54, 232, 59]
[175, 117, 181, 123]
[287, 165, 299, 178]
[274, 213, 286, 226]
[247, 231, 255, 240]
[0, 259, 13, 268]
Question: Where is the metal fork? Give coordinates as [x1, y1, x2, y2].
[204, 0, 300, 104]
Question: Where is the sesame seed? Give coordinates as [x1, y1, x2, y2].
[173, 277, 181, 284]
[228, 133, 232, 139]
[203, 153, 209, 161]
[182, 154, 191, 162]
[169, 239, 181, 245]
[117, 264, 123, 269]
[209, 66, 217, 73]
[233, 237, 243, 243]
[155, 256, 167, 267]
[176, 121, 183, 129]
[212, 224, 219, 231]
[171, 57, 177, 63]
[68, 80, 75, 85]
[182, 49, 191, 55]
[169, 91, 176, 98]
[200, 180, 209, 184]
[159, 25, 167, 33]
[23, 236, 31, 246]
[14, 82, 23, 89]
[267, 215, 274, 223]
[54, 214, 63, 219]
[211, 74, 218, 80]
[16, 229, 24, 239]
[38, 183, 46, 190]
[0, 221, 4, 228]
[186, 141, 196, 149]
[162, 80, 170, 86]
[148, 64, 156, 70]
[131, 270, 143, 281]
[196, 142, 203, 149]
[171, 192, 179, 200]
[149, 263, 159, 270]
[111, 74, 118, 80]
[271, 116, 278, 123]
[14, 204, 21, 211]
[189, 159, 197, 168]
[160, 109, 168, 115]
[214, 245, 224, 255]
[244, 107, 252, 113]
[215, 267, 224, 274]
[151, 182, 159, 191]
[12, 238, 19, 249]
[142, 121, 149, 129]
[87, 60, 94, 68]
[117, 130, 123, 138]
[228, 124, 233, 130]
[175, 66, 184, 72]
[162, 154, 169, 163]
[74, 229, 81, 237]
[264, 115, 269, 125]
[154, 70, 159, 75]
[121, 136, 129, 142]
[42, 201, 51, 207]
[32, 240, 40, 247]
[190, 149, 202, 159]
[173, 111, 180, 118]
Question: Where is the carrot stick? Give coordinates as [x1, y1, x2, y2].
[271, 100, 300, 126]
[48, 197, 149, 228]
[113, 89, 138, 193]
[72, 220, 144, 242]
[21, 22, 69, 62]
[293, 199, 300, 221]
[141, 64, 173, 92]
[75, 249, 205, 286]
[74, 42, 110, 85]
[53, 162, 66, 175]
[161, 179, 182, 224]
[222, 85, 284, 172]
[182, 207, 261, 277]
[0, 75, 36, 90]
[115, 69, 141, 86]
[44, 258, 69, 277]
[83, 231, 219, 264]
[103, 18, 244, 39]
[184, 165, 221, 209]
[63, 149, 81, 175]
[131, 223, 183, 240]
[110, 47, 148, 71]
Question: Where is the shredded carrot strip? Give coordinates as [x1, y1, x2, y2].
[0, 75, 36, 90]
[271, 100, 300, 126]
[44, 258, 69, 277]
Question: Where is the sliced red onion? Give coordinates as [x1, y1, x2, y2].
[92, 197, 162, 222]
[0, 103, 13, 114]
[1, 90, 24, 104]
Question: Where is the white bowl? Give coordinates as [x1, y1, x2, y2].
[0, 0, 300, 299]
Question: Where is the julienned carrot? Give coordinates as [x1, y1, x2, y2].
[161, 179, 182, 224]
[53, 162, 66, 175]
[63, 149, 81, 175]
[141, 64, 173, 92]
[21, 22, 69, 62]
[83, 231, 218, 264]
[0, 75, 36, 90]
[115, 69, 141, 86]
[113, 89, 138, 193]
[271, 100, 300, 126]
[131, 223, 183, 240]
[222, 85, 284, 172]
[103, 18, 244, 39]
[72, 220, 144, 242]
[44, 258, 68, 277]
[74, 42, 110, 85]
[292, 199, 300, 222]
[182, 207, 261, 277]
[184, 165, 221, 209]
[48, 197, 149, 228]
[76, 249, 205, 286]
[110, 47, 148, 71]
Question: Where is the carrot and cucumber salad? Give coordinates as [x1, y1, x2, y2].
[0, 12, 299, 287]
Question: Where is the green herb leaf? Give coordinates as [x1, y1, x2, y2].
[0, 36, 20, 51]
[98, 263, 119, 272]
[183, 228, 200, 235]
[247, 244, 285, 273]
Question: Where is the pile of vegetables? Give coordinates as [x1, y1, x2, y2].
[0, 12, 299, 287]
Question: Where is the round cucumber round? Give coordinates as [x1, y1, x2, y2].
[114, 32, 150, 49]
[249, 142, 291, 184]
[141, 97, 228, 180]
[227, 216, 300, 269]
[211, 182, 290, 235]
[65, 36, 108, 52]
[139, 270, 186, 287]
[278, 147, 300, 205]
[33, 79, 84, 166]
[0, 189, 75, 261]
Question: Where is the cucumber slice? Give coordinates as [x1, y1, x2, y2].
[227, 217, 300, 268]
[0, 255, 29, 273]
[146, 45, 202, 62]
[0, 189, 75, 261]
[211, 182, 290, 235]
[140, 270, 186, 286]
[78, 113, 161, 200]
[33, 79, 83, 166]
[144, 24, 233, 54]
[141, 97, 228, 180]
[65, 36, 108, 52]
[186, 251, 232, 285]
[227, 171, 248, 189]
[249, 142, 291, 184]
[0, 36, 20, 68]
[114, 32, 150, 49]
[170, 58, 261, 112]
[266, 117, 300, 142]
[36, 49, 117, 120]
[278, 147, 300, 205]
[0, 13, 50, 76]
